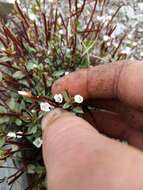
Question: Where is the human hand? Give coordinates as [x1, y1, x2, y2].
[42, 60, 143, 190]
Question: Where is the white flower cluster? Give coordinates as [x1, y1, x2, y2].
[40, 94, 84, 112]
[53, 94, 84, 104]
[7, 131, 23, 139]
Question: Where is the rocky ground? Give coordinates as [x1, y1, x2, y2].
[107, 0, 143, 60]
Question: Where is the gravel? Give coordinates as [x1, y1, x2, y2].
[107, 0, 143, 60]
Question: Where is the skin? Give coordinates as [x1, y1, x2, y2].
[42, 60, 143, 190]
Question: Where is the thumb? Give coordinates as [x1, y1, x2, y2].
[42, 108, 101, 188]
[42, 109, 143, 190]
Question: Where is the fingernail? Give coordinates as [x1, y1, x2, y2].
[42, 108, 64, 131]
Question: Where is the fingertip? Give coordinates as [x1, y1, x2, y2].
[52, 69, 88, 97]
[52, 77, 66, 95]
[42, 108, 73, 131]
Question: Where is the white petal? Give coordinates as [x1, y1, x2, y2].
[18, 91, 32, 97]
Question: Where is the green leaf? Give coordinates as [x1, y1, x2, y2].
[16, 119, 22, 126]
[24, 43, 36, 53]
[0, 149, 4, 156]
[27, 61, 38, 71]
[35, 165, 45, 176]
[73, 107, 84, 114]
[0, 116, 9, 124]
[0, 56, 13, 62]
[46, 79, 53, 87]
[0, 72, 3, 81]
[63, 91, 71, 102]
[28, 125, 38, 134]
[0, 137, 5, 147]
[79, 58, 89, 68]
[13, 71, 25, 79]
[27, 164, 36, 174]
[53, 70, 65, 77]
[20, 100, 26, 110]
[20, 80, 30, 87]
[8, 98, 15, 110]
[0, 106, 7, 113]
[63, 103, 71, 109]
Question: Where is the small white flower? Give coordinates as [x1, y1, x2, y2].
[7, 132, 16, 138]
[16, 131, 23, 139]
[103, 35, 110, 42]
[18, 91, 32, 97]
[74, 95, 83, 104]
[40, 102, 54, 112]
[54, 94, 63, 103]
[65, 71, 70, 75]
[33, 137, 43, 148]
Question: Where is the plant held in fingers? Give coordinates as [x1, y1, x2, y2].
[0, 0, 135, 189]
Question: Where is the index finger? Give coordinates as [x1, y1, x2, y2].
[52, 60, 143, 110]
